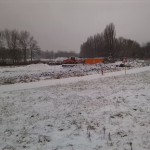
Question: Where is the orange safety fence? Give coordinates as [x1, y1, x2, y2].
[85, 58, 104, 64]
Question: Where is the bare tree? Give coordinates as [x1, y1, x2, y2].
[80, 23, 116, 58]
[0, 33, 7, 62]
[0, 31, 3, 47]
[104, 23, 116, 57]
[19, 31, 31, 63]
[142, 42, 150, 58]
[2, 29, 21, 64]
[19, 31, 41, 63]
[29, 37, 40, 62]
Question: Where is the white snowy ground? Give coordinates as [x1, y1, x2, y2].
[0, 66, 150, 150]
[0, 60, 145, 85]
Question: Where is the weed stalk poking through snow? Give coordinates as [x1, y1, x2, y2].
[108, 132, 111, 141]
[129, 142, 133, 150]
[103, 126, 106, 138]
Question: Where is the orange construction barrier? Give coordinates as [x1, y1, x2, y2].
[85, 58, 104, 64]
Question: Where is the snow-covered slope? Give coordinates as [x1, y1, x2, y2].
[0, 66, 150, 150]
[0, 65, 150, 93]
[0, 60, 146, 85]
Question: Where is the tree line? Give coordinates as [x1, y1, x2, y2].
[0, 29, 79, 65]
[0, 29, 40, 64]
[80, 23, 150, 59]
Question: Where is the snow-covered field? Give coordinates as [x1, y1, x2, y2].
[0, 60, 146, 85]
[0, 63, 150, 150]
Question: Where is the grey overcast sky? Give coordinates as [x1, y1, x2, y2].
[0, 0, 150, 52]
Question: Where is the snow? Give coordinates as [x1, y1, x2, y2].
[0, 60, 146, 85]
[0, 65, 150, 93]
[0, 62, 150, 150]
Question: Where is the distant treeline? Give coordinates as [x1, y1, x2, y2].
[0, 29, 40, 64]
[1, 24, 150, 66]
[0, 29, 79, 65]
[80, 23, 150, 58]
